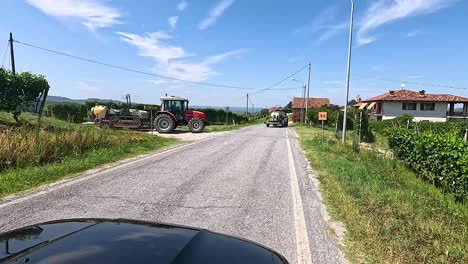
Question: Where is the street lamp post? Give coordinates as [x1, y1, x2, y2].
[342, 0, 354, 142]
[292, 78, 306, 123]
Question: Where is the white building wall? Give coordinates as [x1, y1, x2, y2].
[382, 101, 447, 122]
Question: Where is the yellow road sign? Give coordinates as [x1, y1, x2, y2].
[318, 112, 327, 121]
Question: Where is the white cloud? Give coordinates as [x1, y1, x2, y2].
[177, 1, 188, 11]
[168, 16, 178, 28]
[295, 6, 348, 43]
[357, 0, 453, 45]
[146, 79, 168, 85]
[198, 0, 235, 30]
[404, 29, 423, 38]
[202, 49, 246, 65]
[117, 31, 244, 82]
[26, 0, 122, 30]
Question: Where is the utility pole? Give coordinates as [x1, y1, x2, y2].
[246, 93, 249, 116]
[9, 32, 15, 74]
[305, 63, 311, 122]
[300, 85, 305, 123]
[342, 0, 354, 142]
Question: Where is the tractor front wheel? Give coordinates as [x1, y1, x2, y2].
[188, 117, 205, 133]
[155, 114, 175, 133]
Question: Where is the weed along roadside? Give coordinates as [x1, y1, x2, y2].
[0, 113, 177, 199]
[293, 125, 468, 264]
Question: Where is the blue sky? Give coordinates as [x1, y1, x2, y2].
[1, 0, 467, 107]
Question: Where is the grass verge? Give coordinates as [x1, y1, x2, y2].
[294, 125, 468, 264]
[0, 134, 176, 199]
[0, 112, 177, 199]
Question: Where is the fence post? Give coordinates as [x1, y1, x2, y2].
[358, 111, 362, 143]
[464, 129, 467, 142]
[335, 112, 339, 134]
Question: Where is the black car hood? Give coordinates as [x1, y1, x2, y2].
[0, 218, 288, 264]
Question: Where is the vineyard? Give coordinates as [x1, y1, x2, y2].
[44, 103, 250, 125]
[370, 115, 468, 202]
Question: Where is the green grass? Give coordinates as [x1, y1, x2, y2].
[204, 118, 266, 132]
[294, 126, 468, 264]
[0, 112, 177, 199]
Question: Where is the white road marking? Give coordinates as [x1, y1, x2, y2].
[286, 129, 313, 264]
[0, 137, 214, 209]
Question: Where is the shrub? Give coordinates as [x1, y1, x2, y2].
[0, 69, 50, 123]
[44, 103, 87, 123]
[385, 128, 468, 201]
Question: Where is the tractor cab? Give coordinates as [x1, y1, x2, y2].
[155, 95, 206, 133]
[160, 95, 189, 123]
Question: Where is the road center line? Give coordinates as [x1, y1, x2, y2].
[286, 129, 313, 264]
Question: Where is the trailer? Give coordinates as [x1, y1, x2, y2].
[89, 94, 207, 133]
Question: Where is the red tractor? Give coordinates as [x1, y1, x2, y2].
[154, 95, 206, 133]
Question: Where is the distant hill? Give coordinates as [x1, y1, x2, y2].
[46, 95, 123, 105]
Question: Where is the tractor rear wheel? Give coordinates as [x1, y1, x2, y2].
[188, 117, 205, 133]
[155, 114, 175, 133]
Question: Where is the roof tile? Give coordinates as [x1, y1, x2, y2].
[292, 97, 330, 109]
[362, 90, 468, 103]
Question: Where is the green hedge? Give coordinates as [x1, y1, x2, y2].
[44, 103, 87, 123]
[193, 108, 248, 124]
[84, 101, 146, 111]
[306, 107, 354, 130]
[385, 128, 468, 202]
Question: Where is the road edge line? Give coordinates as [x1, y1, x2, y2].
[0, 137, 213, 209]
[286, 128, 313, 264]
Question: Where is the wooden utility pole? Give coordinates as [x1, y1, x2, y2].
[9, 32, 15, 74]
[246, 93, 249, 116]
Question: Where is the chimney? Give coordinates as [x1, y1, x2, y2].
[419, 90, 426, 95]
[389, 90, 395, 95]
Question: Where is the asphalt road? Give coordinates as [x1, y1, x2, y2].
[0, 125, 346, 264]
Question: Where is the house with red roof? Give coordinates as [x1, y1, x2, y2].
[360, 89, 468, 122]
[291, 97, 330, 122]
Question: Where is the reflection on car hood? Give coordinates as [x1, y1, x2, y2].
[0, 218, 288, 264]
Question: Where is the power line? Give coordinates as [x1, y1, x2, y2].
[248, 95, 254, 106]
[1, 41, 9, 69]
[14, 39, 257, 90]
[14, 38, 309, 93]
[250, 65, 309, 95]
[355, 74, 468, 91]
[264, 87, 301, 91]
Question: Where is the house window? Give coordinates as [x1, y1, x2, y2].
[402, 102, 416, 110]
[420, 103, 435, 111]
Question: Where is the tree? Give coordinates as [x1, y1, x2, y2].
[348, 99, 357, 106]
[284, 101, 292, 110]
[0, 69, 50, 123]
